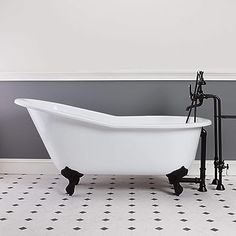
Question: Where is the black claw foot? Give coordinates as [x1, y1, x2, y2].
[211, 179, 219, 185]
[166, 166, 188, 196]
[216, 183, 225, 191]
[61, 166, 84, 196]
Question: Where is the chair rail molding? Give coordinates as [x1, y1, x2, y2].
[0, 71, 236, 81]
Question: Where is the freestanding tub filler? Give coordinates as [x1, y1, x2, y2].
[15, 98, 211, 196]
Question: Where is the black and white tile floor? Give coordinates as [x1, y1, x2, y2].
[0, 174, 236, 235]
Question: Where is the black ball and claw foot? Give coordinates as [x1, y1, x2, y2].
[61, 166, 84, 196]
[166, 166, 188, 196]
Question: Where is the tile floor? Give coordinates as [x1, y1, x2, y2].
[0, 173, 236, 236]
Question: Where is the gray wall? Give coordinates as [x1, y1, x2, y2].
[1, 81, 236, 160]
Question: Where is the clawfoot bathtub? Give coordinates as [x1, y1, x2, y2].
[15, 99, 211, 196]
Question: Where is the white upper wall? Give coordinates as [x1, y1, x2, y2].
[0, 0, 236, 73]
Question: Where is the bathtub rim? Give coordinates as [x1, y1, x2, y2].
[15, 98, 211, 129]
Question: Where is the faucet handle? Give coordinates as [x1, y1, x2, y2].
[189, 84, 193, 99]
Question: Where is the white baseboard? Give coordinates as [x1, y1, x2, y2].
[0, 159, 235, 176]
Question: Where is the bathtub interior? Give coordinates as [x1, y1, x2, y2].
[15, 98, 211, 128]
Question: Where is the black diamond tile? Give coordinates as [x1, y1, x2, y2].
[6, 210, 13, 213]
[176, 204, 182, 207]
[104, 211, 110, 214]
[128, 211, 135, 214]
[18, 198, 24, 200]
[199, 205, 206, 208]
[105, 204, 112, 207]
[73, 227, 81, 231]
[101, 227, 108, 230]
[51, 218, 58, 221]
[59, 204, 65, 207]
[219, 199, 225, 202]
[178, 211, 185, 214]
[2, 192, 8, 194]
[128, 227, 135, 230]
[129, 204, 135, 207]
[80, 211, 86, 214]
[86, 192, 93, 195]
[211, 228, 219, 232]
[203, 212, 210, 215]
[154, 218, 162, 221]
[129, 198, 135, 201]
[76, 218, 84, 222]
[106, 198, 113, 201]
[129, 192, 135, 195]
[153, 211, 160, 214]
[46, 227, 54, 230]
[128, 218, 135, 221]
[19, 227, 27, 230]
[0, 218, 7, 221]
[25, 218, 32, 221]
[62, 198, 68, 201]
[40, 198, 46, 201]
[183, 227, 191, 231]
[12, 204, 19, 207]
[31, 211, 37, 214]
[155, 227, 163, 230]
[55, 211, 62, 214]
[35, 204, 42, 207]
[102, 218, 110, 221]
[180, 219, 188, 222]
[82, 204, 88, 207]
[223, 206, 230, 208]
[152, 198, 157, 201]
[206, 219, 214, 222]
[228, 212, 235, 215]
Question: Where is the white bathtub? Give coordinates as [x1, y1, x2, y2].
[15, 98, 211, 176]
